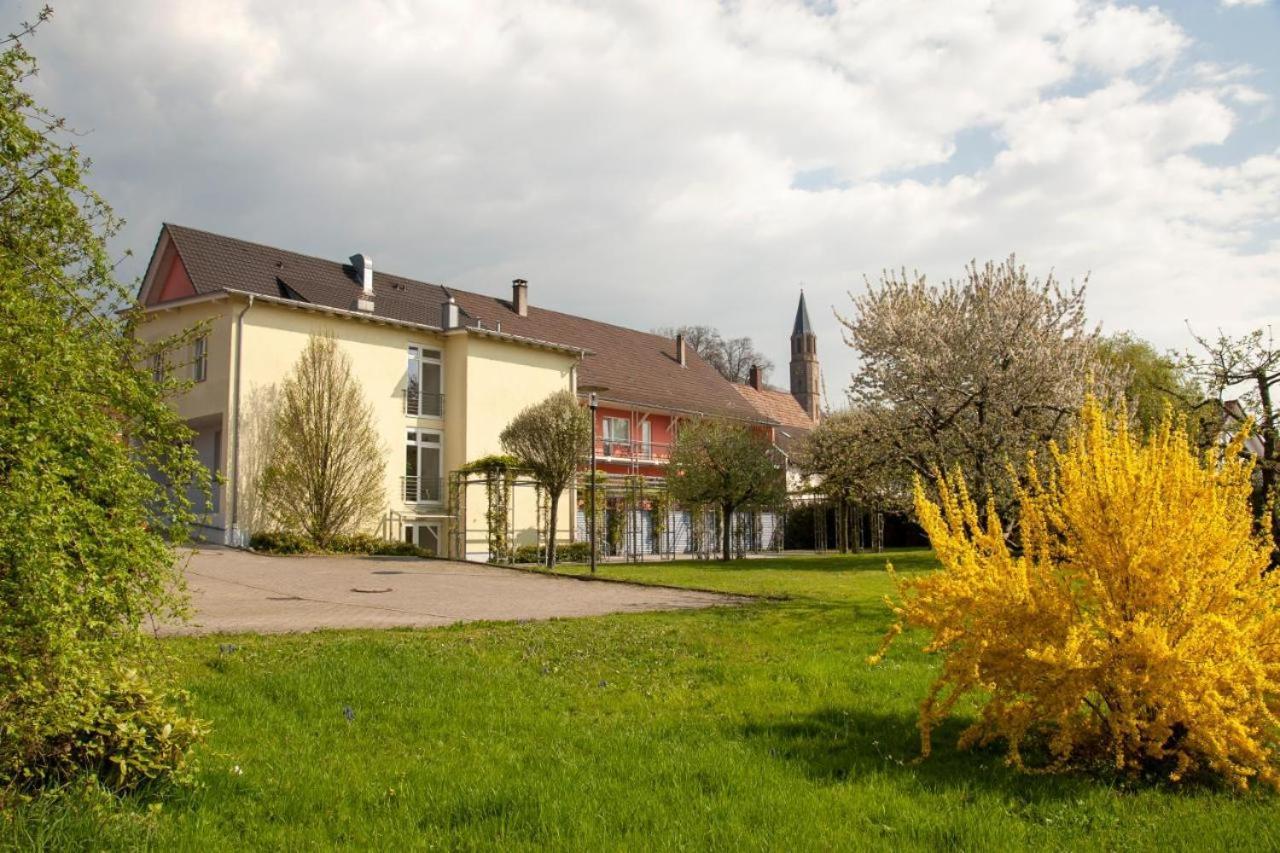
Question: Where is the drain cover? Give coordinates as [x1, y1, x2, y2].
[351, 587, 392, 594]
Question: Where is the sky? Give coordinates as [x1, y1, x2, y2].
[9, 0, 1280, 403]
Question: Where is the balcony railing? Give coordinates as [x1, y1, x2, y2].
[405, 391, 445, 418]
[402, 475, 444, 504]
[591, 438, 671, 462]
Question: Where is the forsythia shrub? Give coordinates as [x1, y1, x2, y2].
[874, 399, 1280, 789]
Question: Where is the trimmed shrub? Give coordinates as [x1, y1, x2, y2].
[248, 530, 314, 554]
[874, 400, 1280, 789]
[510, 542, 591, 565]
[249, 530, 432, 558]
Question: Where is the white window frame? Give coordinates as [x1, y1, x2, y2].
[603, 416, 630, 455]
[406, 344, 443, 418]
[193, 336, 208, 383]
[404, 522, 441, 556]
[405, 428, 443, 504]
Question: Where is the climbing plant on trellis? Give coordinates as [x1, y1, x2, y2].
[453, 454, 522, 563]
[650, 488, 671, 557]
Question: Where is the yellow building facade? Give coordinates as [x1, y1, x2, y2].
[136, 228, 581, 559]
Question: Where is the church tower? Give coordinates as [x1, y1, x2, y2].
[789, 291, 821, 421]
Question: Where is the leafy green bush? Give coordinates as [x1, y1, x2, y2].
[0, 27, 206, 795]
[250, 530, 432, 558]
[7, 667, 207, 794]
[367, 540, 432, 558]
[249, 530, 314, 554]
[510, 542, 591, 564]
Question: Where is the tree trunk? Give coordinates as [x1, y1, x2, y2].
[721, 503, 733, 561]
[546, 488, 560, 570]
[1257, 371, 1279, 562]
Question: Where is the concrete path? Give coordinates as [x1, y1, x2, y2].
[158, 548, 740, 636]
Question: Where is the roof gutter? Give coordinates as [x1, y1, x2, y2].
[220, 288, 589, 357]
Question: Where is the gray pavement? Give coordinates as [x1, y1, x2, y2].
[157, 547, 740, 636]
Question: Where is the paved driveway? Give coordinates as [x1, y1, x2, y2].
[159, 548, 739, 636]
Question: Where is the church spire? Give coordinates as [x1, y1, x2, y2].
[789, 290, 821, 421]
[793, 290, 813, 336]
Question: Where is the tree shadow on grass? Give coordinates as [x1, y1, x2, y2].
[740, 706, 1100, 802]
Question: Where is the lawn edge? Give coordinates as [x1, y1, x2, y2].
[496, 561, 785, 601]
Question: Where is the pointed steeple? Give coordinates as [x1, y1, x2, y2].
[792, 290, 813, 337]
[789, 289, 821, 421]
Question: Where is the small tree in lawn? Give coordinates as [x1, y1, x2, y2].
[262, 333, 386, 547]
[500, 390, 591, 569]
[667, 419, 786, 561]
[794, 407, 911, 552]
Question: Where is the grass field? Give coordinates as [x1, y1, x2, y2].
[5, 550, 1279, 850]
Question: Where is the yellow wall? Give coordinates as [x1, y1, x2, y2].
[138, 294, 579, 558]
[137, 297, 233, 423]
[454, 334, 578, 559]
[135, 297, 234, 534]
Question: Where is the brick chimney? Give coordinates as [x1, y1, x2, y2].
[748, 364, 763, 390]
[675, 333, 687, 366]
[512, 279, 528, 317]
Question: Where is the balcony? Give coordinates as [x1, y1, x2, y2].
[591, 438, 671, 463]
[402, 475, 444, 504]
[405, 391, 445, 419]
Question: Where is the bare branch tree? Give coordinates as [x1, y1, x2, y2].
[653, 324, 774, 384]
[262, 334, 387, 546]
[1185, 325, 1280, 553]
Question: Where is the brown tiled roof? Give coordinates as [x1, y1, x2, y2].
[734, 383, 816, 430]
[447, 291, 758, 420]
[162, 224, 455, 328]
[149, 224, 762, 421]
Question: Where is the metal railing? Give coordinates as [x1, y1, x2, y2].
[592, 438, 671, 462]
[402, 475, 444, 503]
[405, 391, 445, 418]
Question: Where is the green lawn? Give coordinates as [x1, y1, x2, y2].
[6, 550, 1279, 850]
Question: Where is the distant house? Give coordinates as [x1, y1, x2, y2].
[135, 224, 821, 559]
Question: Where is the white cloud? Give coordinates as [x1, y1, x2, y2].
[16, 0, 1280, 391]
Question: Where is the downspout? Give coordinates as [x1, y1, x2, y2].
[228, 294, 254, 546]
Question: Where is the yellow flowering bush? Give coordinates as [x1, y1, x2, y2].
[876, 400, 1280, 789]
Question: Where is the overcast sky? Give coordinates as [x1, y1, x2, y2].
[11, 0, 1280, 401]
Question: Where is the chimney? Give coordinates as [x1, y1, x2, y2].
[441, 296, 460, 330]
[512, 279, 528, 317]
[748, 364, 762, 390]
[351, 253, 374, 312]
[675, 333, 687, 367]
